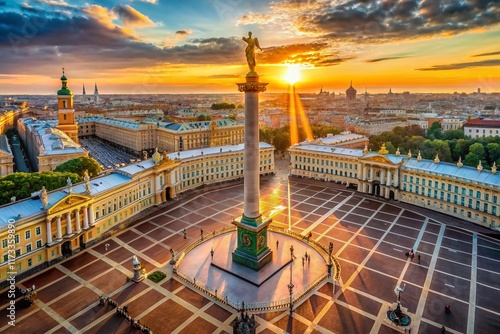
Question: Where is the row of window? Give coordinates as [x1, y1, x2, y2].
[403, 175, 497, 203]
[403, 184, 498, 216]
[295, 156, 358, 169]
[95, 183, 151, 220]
[1, 226, 42, 249]
[294, 164, 358, 178]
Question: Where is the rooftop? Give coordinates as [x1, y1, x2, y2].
[403, 158, 500, 189]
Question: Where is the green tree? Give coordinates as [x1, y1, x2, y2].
[259, 128, 273, 144]
[426, 121, 443, 140]
[272, 132, 290, 154]
[451, 139, 470, 161]
[464, 152, 479, 167]
[54, 157, 102, 178]
[443, 129, 464, 141]
[0, 171, 81, 205]
[468, 143, 486, 162]
[197, 114, 207, 121]
[403, 136, 426, 155]
[487, 143, 500, 165]
[211, 102, 236, 110]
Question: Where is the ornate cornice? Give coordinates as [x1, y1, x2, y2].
[237, 82, 268, 92]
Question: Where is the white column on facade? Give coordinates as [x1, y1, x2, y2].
[66, 212, 72, 235]
[56, 216, 62, 239]
[46, 220, 53, 244]
[387, 169, 392, 186]
[394, 170, 399, 187]
[363, 164, 367, 180]
[370, 166, 374, 180]
[88, 203, 95, 226]
[83, 206, 89, 229]
[75, 209, 81, 233]
[380, 169, 385, 184]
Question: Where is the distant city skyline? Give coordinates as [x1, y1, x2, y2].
[0, 0, 499, 94]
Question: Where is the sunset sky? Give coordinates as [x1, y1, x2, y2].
[0, 0, 499, 95]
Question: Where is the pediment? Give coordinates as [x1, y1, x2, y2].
[360, 155, 395, 165]
[48, 194, 92, 215]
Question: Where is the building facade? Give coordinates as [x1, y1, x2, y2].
[77, 117, 245, 155]
[17, 118, 88, 172]
[289, 139, 499, 231]
[157, 119, 244, 152]
[0, 143, 274, 284]
[463, 118, 500, 138]
[0, 135, 14, 176]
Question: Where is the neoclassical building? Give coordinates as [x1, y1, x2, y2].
[77, 117, 244, 155]
[0, 143, 274, 284]
[289, 137, 499, 230]
[17, 118, 87, 172]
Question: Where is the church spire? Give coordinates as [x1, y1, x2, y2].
[83, 83, 86, 95]
[94, 83, 100, 104]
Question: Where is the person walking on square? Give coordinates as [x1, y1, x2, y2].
[417, 253, 421, 264]
[441, 325, 446, 333]
[276, 239, 279, 249]
[210, 247, 214, 261]
[302, 256, 305, 267]
[200, 228, 204, 240]
[183, 228, 187, 239]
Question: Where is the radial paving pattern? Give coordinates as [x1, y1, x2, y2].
[1, 176, 499, 333]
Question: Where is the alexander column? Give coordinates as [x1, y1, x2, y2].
[232, 32, 273, 270]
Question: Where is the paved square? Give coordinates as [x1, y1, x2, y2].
[2, 176, 499, 333]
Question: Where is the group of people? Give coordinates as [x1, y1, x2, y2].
[98, 295, 153, 334]
[20, 285, 36, 306]
[302, 251, 311, 267]
[404, 249, 421, 264]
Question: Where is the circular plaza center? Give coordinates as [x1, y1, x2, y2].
[175, 228, 335, 309]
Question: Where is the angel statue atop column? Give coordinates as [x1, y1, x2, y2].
[242, 31, 262, 73]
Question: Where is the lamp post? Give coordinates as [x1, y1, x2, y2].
[288, 260, 294, 315]
[396, 283, 406, 304]
[327, 241, 333, 278]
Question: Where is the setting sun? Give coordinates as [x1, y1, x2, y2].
[284, 65, 301, 85]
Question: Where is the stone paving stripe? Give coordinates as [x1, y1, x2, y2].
[302, 194, 354, 236]
[467, 233, 478, 334]
[414, 223, 446, 333]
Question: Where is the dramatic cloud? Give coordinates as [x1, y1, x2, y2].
[176, 30, 192, 36]
[113, 4, 156, 27]
[259, 42, 348, 66]
[365, 56, 410, 63]
[82, 4, 118, 29]
[33, 0, 74, 8]
[472, 51, 500, 57]
[416, 59, 500, 71]
[241, 0, 500, 43]
[132, 0, 158, 3]
[161, 37, 243, 64]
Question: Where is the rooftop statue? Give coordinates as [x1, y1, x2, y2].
[242, 31, 262, 73]
[40, 186, 48, 208]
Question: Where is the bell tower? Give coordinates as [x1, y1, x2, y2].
[56, 68, 79, 143]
